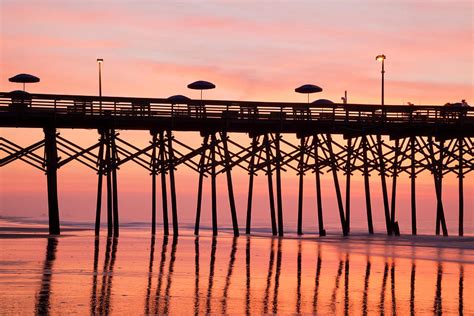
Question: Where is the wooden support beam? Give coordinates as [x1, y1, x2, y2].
[377, 135, 392, 235]
[458, 137, 464, 236]
[264, 134, 277, 236]
[159, 131, 169, 236]
[95, 131, 105, 236]
[314, 136, 325, 236]
[167, 130, 179, 236]
[105, 130, 113, 237]
[151, 132, 157, 236]
[297, 136, 305, 235]
[246, 136, 257, 235]
[326, 135, 348, 236]
[390, 139, 400, 236]
[211, 134, 218, 236]
[410, 136, 417, 235]
[432, 139, 448, 236]
[43, 127, 60, 235]
[111, 130, 119, 237]
[221, 132, 239, 237]
[345, 138, 352, 233]
[362, 136, 374, 234]
[275, 133, 284, 237]
[194, 135, 209, 236]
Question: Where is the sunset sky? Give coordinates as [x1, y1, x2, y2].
[0, 1, 472, 234]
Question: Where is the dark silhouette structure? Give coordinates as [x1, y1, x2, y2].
[1, 92, 472, 237]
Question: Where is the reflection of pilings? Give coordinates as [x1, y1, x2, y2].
[362, 259, 371, 316]
[163, 237, 177, 314]
[410, 263, 416, 316]
[98, 237, 118, 314]
[344, 254, 350, 316]
[90, 237, 100, 314]
[154, 237, 168, 313]
[221, 237, 237, 314]
[296, 240, 302, 314]
[433, 262, 443, 315]
[330, 258, 344, 313]
[379, 261, 389, 314]
[272, 238, 282, 314]
[391, 262, 396, 315]
[362, 136, 374, 234]
[105, 238, 118, 313]
[35, 237, 58, 314]
[205, 237, 217, 314]
[312, 245, 322, 313]
[459, 265, 464, 315]
[263, 238, 275, 314]
[144, 235, 156, 315]
[44, 127, 60, 235]
[194, 237, 200, 316]
[245, 237, 251, 316]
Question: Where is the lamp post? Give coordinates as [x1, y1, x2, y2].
[375, 54, 386, 106]
[97, 58, 103, 112]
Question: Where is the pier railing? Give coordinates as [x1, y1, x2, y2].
[1, 92, 472, 127]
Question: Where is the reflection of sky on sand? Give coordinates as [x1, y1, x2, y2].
[0, 227, 472, 314]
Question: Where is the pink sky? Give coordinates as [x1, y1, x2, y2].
[0, 1, 472, 234]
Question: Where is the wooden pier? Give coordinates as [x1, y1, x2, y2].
[0, 92, 472, 236]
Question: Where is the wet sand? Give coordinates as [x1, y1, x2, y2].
[0, 224, 472, 315]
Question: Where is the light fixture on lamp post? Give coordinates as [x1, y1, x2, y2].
[375, 54, 386, 106]
[97, 58, 103, 112]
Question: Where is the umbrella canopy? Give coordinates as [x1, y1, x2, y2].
[187, 80, 216, 90]
[167, 94, 191, 104]
[295, 84, 322, 94]
[312, 99, 334, 105]
[9, 73, 40, 83]
[8, 90, 31, 99]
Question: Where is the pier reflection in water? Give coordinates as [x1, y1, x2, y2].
[2, 231, 471, 314]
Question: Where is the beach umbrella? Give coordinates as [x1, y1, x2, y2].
[8, 90, 31, 106]
[312, 99, 334, 105]
[9, 73, 40, 91]
[187, 80, 216, 100]
[167, 94, 191, 104]
[295, 84, 323, 103]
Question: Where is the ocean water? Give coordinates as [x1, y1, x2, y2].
[0, 221, 473, 315]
